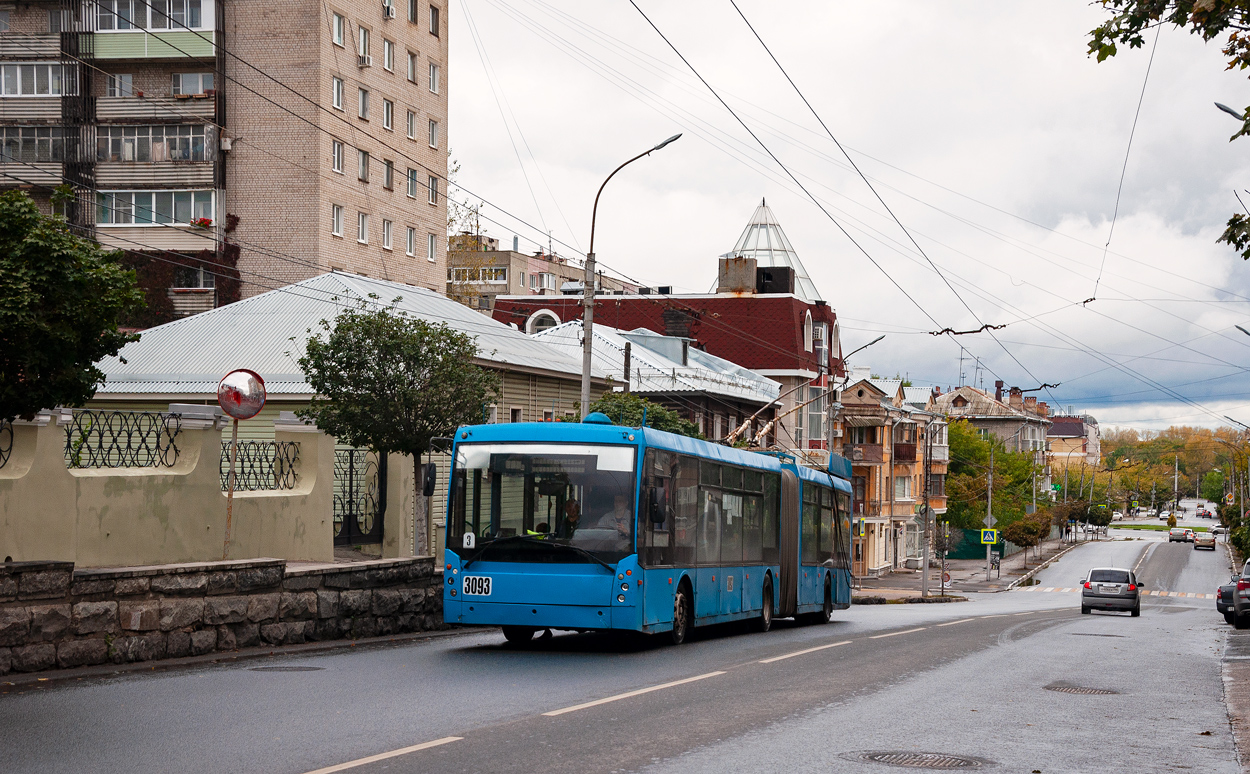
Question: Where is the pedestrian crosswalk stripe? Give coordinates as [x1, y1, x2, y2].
[1016, 586, 1214, 600]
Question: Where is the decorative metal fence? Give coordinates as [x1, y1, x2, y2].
[0, 419, 11, 470]
[334, 448, 385, 545]
[220, 441, 300, 491]
[64, 410, 181, 469]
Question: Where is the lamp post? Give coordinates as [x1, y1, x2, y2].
[580, 133, 682, 419]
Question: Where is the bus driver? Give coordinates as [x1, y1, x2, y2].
[596, 494, 633, 539]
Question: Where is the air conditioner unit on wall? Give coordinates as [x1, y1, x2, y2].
[358, 54, 373, 67]
[830, 428, 843, 438]
[383, 4, 396, 18]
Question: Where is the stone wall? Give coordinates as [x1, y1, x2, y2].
[0, 557, 441, 675]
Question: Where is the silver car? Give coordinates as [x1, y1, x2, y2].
[1081, 567, 1142, 616]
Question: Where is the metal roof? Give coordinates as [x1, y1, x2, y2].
[532, 321, 780, 406]
[96, 272, 597, 396]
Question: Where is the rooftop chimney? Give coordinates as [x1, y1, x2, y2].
[995, 380, 1004, 402]
[1008, 387, 1023, 409]
[717, 256, 758, 294]
[1024, 396, 1037, 411]
[1038, 401, 1049, 417]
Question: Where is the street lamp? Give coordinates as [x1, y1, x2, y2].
[1217, 102, 1246, 121]
[580, 133, 682, 418]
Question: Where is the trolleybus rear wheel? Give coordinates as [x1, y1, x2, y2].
[753, 576, 773, 633]
[816, 578, 833, 624]
[502, 625, 537, 644]
[671, 583, 692, 645]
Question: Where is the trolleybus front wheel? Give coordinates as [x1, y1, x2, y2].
[502, 625, 537, 644]
[671, 582, 692, 645]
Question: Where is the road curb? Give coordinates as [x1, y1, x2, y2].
[1006, 541, 1082, 591]
[0, 626, 486, 690]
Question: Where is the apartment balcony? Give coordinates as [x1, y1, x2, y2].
[843, 443, 883, 463]
[893, 442, 917, 462]
[93, 30, 217, 61]
[0, 97, 62, 121]
[96, 224, 212, 252]
[0, 162, 62, 186]
[0, 34, 60, 59]
[96, 161, 214, 188]
[929, 445, 949, 462]
[168, 287, 214, 317]
[97, 95, 216, 121]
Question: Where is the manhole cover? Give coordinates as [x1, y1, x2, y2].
[855, 751, 990, 769]
[248, 666, 324, 672]
[1044, 684, 1118, 695]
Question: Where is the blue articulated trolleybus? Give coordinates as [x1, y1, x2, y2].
[442, 413, 854, 644]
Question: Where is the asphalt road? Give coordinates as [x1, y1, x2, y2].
[0, 537, 1239, 774]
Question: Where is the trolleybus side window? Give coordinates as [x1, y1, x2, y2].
[743, 469, 763, 563]
[762, 472, 780, 564]
[721, 489, 743, 564]
[819, 486, 835, 562]
[801, 484, 819, 565]
[641, 449, 674, 567]
[836, 491, 852, 569]
[697, 463, 722, 566]
[673, 455, 697, 567]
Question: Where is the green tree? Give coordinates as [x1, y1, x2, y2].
[1001, 520, 1041, 569]
[297, 299, 500, 553]
[1089, 1, 1250, 259]
[1202, 470, 1226, 503]
[585, 391, 704, 439]
[944, 420, 1043, 530]
[0, 190, 144, 421]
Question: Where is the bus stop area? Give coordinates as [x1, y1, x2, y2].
[853, 534, 1074, 599]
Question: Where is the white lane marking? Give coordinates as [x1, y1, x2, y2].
[759, 640, 852, 664]
[301, 737, 463, 774]
[979, 614, 1011, 618]
[1013, 611, 1037, 615]
[936, 618, 975, 627]
[1042, 587, 1055, 592]
[868, 627, 927, 639]
[542, 671, 726, 716]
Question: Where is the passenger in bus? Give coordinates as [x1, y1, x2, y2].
[556, 499, 581, 538]
[595, 494, 633, 538]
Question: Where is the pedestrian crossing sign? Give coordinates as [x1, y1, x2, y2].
[981, 529, 998, 545]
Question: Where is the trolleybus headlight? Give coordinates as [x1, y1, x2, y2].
[617, 594, 626, 602]
[621, 583, 629, 591]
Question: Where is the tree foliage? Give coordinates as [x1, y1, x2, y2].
[585, 391, 704, 439]
[0, 190, 144, 421]
[1089, 1, 1250, 259]
[944, 420, 1045, 530]
[297, 299, 500, 458]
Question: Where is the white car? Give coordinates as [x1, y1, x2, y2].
[1112, 511, 1123, 521]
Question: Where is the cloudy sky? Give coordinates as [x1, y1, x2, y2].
[447, 0, 1250, 431]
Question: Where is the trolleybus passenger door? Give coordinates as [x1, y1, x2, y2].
[778, 469, 800, 618]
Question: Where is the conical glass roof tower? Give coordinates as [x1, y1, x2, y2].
[729, 200, 821, 302]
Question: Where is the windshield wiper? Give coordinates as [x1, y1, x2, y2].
[461, 534, 615, 572]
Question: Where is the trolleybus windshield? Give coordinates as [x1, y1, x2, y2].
[449, 443, 637, 564]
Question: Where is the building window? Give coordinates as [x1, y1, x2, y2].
[331, 204, 344, 235]
[331, 76, 343, 109]
[806, 386, 824, 444]
[382, 99, 393, 130]
[482, 267, 507, 284]
[518, 271, 525, 288]
[406, 110, 416, 139]
[171, 72, 213, 95]
[406, 168, 417, 197]
[450, 268, 478, 282]
[803, 311, 814, 352]
[0, 11, 9, 32]
[407, 52, 418, 83]
[383, 159, 393, 189]
[427, 174, 438, 204]
[357, 88, 369, 119]
[382, 219, 393, 250]
[332, 13, 344, 46]
[428, 62, 439, 93]
[357, 211, 369, 243]
[357, 149, 369, 181]
[429, 5, 439, 35]
[406, 226, 415, 256]
[106, 74, 134, 97]
[95, 189, 213, 225]
[428, 118, 438, 148]
[427, 232, 437, 262]
[383, 39, 394, 71]
[894, 475, 912, 501]
[357, 26, 369, 57]
[96, 125, 213, 162]
[97, 0, 205, 31]
[173, 264, 215, 289]
[1, 127, 65, 162]
[509, 408, 521, 423]
[408, 0, 418, 23]
[0, 64, 66, 97]
[813, 322, 828, 370]
[331, 140, 343, 173]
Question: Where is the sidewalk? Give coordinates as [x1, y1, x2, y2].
[855, 536, 1079, 599]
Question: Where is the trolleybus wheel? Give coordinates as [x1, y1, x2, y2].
[502, 625, 537, 644]
[753, 576, 773, 633]
[671, 582, 692, 645]
[816, 577, 833, 624]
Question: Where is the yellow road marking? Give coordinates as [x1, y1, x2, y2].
[542, 671, 726, 716]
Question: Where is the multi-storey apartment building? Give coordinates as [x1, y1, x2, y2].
[0, 0, 448, 321]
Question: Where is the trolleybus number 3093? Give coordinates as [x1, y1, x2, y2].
[462, 576, 492, 596]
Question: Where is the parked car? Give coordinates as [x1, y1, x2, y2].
[1112, 511, 1124, 521]
[1214, 526, 1228, 537]
[1220, 575, 1238, 624]
[1184, 529, 1196, 542]
[1195, 531, 1217, 550]
[1160, 510, 1172, 520]
[1231, 561, 1250, 629]
[1169, 527, 1189, 542]
[1081, 567, 1142, 616]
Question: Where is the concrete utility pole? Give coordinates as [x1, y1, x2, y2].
[986, 444, 994, 582]
[580, 133, 681, 419]
[921, 422, 932, 598]
[1174, 454, 1179, 512]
